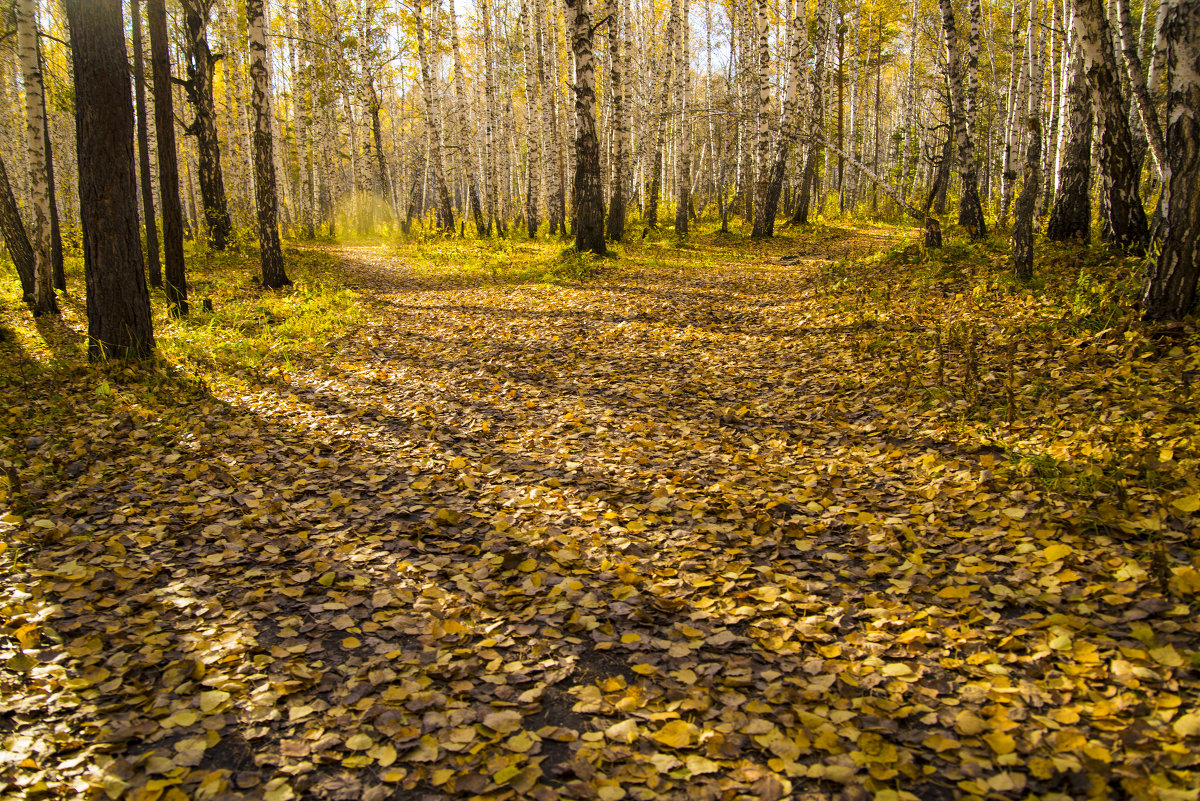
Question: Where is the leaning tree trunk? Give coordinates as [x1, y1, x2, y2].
[938, 0, 987, 239]
[36, 45, 64, 292]
[1011, 116, 1042, 280]
[247, 0, 291, 288]
[1115, 0, 1165, 180]
[131, 0, 162, 288]
[148, 0, 189, 315]
[16, 0, 58, 316]
[1142, 0, 1199, 320]
[794, 0, 833, 226]
[0, 155, 36, 305]
[1074, 0, 1148, 253]
[1047, 31, 1092, 242]
[63, 0, 155, 360]
[565, 0, 606, 255]
[181, 0, 234, 250]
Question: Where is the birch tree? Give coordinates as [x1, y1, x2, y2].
[247, 0, 290, 287]
[1142, 0, 1199, 319]
[1074, 0, 1147, 253]
[565, 0, 605, 254]
[938, 0, 987, 239]
[16, 0, 58, 316]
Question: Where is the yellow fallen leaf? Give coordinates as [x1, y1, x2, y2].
[881, 663, 913, 677]
[1042, 543, 1072, 561]
[955, 710, 987, 736]
[345, 734, 373, 751]
[685, 755, 720, 775]
[484, 710, 523, 734]
[983, 731, 1015, 755]
[652, 719, 699, 748]
[1150, 645, 1184, 667]
[199, 690, 230, 713]
[1173, 712, 1200, 737]
[605, 719, 639, 744]
[1172, 494, 1200, 513]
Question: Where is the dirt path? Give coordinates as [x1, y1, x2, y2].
[5, 228, 1197, 800]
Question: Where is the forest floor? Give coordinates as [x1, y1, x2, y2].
[2, 222, 1200, 801]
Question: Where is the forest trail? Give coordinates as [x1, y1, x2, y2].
[4, 226, 1200, 800]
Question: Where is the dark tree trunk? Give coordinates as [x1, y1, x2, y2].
[566, 0, 606, 255]
[181, 0, 234, 251]
[1075, 0, 1148, 253]
[148, 0, 188, 315]
[604, 0, 626, 241]
[1047, 36, 1092, 243]
[64, 0, 155, 360]
[1011, 117, 1042, 280]
[1142, 0, 1199, 320]
[131, 0, 162, 288]
[0, 155, 36, 306]
[247, 0, 290, 288]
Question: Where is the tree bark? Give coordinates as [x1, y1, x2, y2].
[1142, 0, 1199, 320]
[1115, 0, 1166, 180]
[148, 0, 189, 315]
[751, 0, 771, 230]
[1047, 32, 1092, 242]
[674, 0, 691, 235]
[449, 0, 486, 235]
[1074, 0, 1148, 253]
[938, 0, 987, 239]
[181, 0, 234, 250]
[1011, 116, 1042, 279]
[566, 0, 606, 255]
[0, 154, 36, 306]
[131, 0, 162, 289]
[64, 0, 155, 360]
[247, 0, 291, 287]
[604, 0, 627, 240]
[16, 0, 58, 316]
[415, 0, 455, 233]
[793, 0, 833, 225]
[523, 0, 543, 238]
[752, 0, 804, 237]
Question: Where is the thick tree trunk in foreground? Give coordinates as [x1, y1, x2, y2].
[64, 0, 155, 360]
[17, 0, 58, 316]
[566, 0, 606, 255]
[0, 155, 36, 305]
[1075, 0, 1148, 253]
[131, 0, 162, 289]
[938, 0, 987, 239]
[1142, 0, 1200, 320]
[181, 0, 234, 251]
[1012, 117, 1041, 280]
[247, 0, 290, 288]
[1047, 34, 1092, 242]
[148, 0, 189, 315]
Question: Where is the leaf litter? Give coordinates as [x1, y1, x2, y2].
[1, 226, 1200, 800]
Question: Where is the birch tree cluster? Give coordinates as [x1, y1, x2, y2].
[0, 0, 1198, 327]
